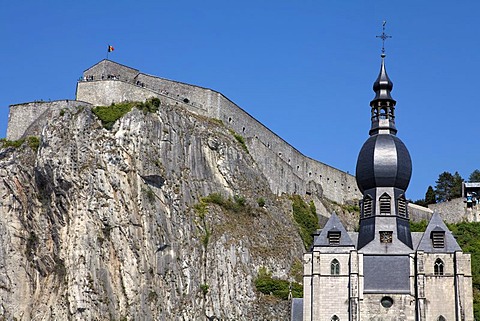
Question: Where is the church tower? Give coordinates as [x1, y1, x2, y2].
[294, 24, 474, 321]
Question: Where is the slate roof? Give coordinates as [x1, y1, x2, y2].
[416, 212, 462, 253]
[290, 298, 303, 321]
[313, 212, 355, 247]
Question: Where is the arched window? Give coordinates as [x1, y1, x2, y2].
[379, 193, 391, 215]
[331, 315, 340, 321]
[331, 259, 340, 275]
[434, 258, 444, 276]
[437, 316, 446, 321]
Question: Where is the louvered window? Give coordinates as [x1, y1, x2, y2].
[432, 231, 445, 248]
[328, 231, 341, 245]
[398, 197, 407, 217]
[363, 195, 373, 217]
[379, 193, 391, 215]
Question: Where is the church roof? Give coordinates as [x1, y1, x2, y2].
[290, 298, 303, 321]
[416, 212, 462, 253]
[313, 212, 355, 247]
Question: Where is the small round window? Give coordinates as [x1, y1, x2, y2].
[381, 296, 393, 308]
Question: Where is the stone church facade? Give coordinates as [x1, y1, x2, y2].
[293, 53, 474, 321]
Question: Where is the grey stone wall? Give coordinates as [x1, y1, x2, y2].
[428, 198, 478, 223]
[76, 76, 360, 204]
[6, 100, 90, 140]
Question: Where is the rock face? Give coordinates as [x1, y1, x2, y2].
[0, 102, 305, 320]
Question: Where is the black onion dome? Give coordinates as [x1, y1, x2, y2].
[371, 55, 395, 103]
[355, 134, 412, 193]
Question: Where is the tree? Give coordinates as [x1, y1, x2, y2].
[425, 186, 436, 205]
[435, 171, 464, 202]
[469, 169, 480, 182]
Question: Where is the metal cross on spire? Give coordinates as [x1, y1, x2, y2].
[376, 20, 392, 55]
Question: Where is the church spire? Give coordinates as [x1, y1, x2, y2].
[355, 23, 413, 250]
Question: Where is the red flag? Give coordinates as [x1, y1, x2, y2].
[108, 45, 114, 52]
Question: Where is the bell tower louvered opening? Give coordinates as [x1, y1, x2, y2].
[379, 193, 391, 215]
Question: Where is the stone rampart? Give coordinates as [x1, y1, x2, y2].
[7, 100, 90, 140]
[76, 68, 361, 204]
[428, 198, 480, 223]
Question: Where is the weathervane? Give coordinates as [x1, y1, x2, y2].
[376, 20, 392, 55]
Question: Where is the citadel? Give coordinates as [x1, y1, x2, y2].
[4, 50, 474, 320]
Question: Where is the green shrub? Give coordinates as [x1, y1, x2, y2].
[409, 220, 428, 232]
[254, 267, 302, 299]
[26, 136, 40, 151]
[200, 283, 209, 295]
[229, 130, 248, 153]
[257, 197, 266, 207]
[291, 195, 319, 249]
[92, 98, 161, 129]
[0, 138, 25, 148]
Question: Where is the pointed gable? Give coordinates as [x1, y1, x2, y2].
[416, 212, 462, 253]
[313, 212, 355, 247]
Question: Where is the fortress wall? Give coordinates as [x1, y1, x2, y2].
[211, 92, 361, 203]
[7, 100, 88, 140]
[428, 198, 474, 223]
[75, 78, 361, 203]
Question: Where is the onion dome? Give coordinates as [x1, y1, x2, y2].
[355, 134, 412, 193]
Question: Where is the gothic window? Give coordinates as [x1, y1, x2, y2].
[331, 316, 340, 321]
[437, 316, 446, 321]
[363, 195, 373, 217]
[331, 259, 340, 275]
[379, 193, 391, 215]
[397, 196, 407, 217]
[434, 258, 444, 276]
[328, 230, 341, 245]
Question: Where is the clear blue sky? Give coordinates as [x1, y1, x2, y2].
[1, 1, 479, 201]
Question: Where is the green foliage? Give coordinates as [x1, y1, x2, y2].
[435, 171, 463, 202]
[229, 129, 248, 153]
[200, 193, 250, 214]
[425, 185, 436, 204]
[92, 102, 133, 130]
[92, 98, 160, 129]
[0, 136, 40, 151]
[447, 222, 480, 319]
[26, 136, 40, 151]
[291, 195, 319, 249]
[200, 283, 209, 295]
[469, 169, 480, 183]
[254, 267, 302, 299]
[409, 220, 428, 232]
[257, 197, 266, 207]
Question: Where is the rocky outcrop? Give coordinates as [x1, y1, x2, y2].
[0, 102, 306, 320]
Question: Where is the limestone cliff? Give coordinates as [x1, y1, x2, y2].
[0, 102, 306, 320]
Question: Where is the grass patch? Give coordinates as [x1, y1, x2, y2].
[26, 136, 40, 151]
[255, 267, 302, 299]
[200, 283, 209, 295]
[291, 195, 319, 249]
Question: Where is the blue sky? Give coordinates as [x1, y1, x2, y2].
[1, 1, 479, 201]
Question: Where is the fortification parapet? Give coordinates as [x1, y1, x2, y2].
[7, 100, 91, 140]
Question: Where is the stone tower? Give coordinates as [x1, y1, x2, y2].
[293, 52, 474, 321]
